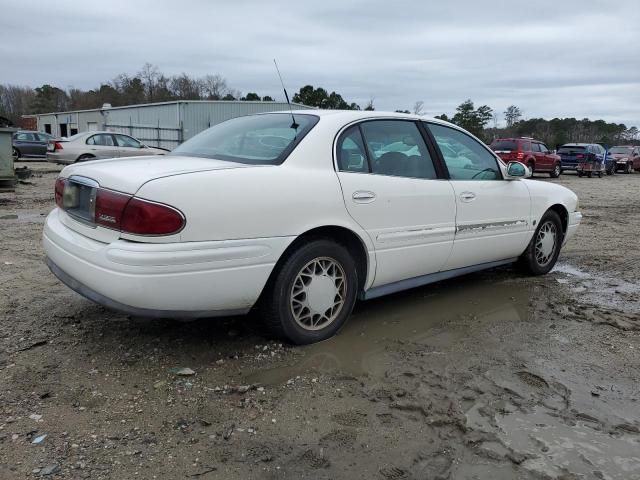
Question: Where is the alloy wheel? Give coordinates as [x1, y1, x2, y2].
[290, 256, 347, 331]
[535, 221, 557, 267]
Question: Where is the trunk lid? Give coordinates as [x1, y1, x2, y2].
[60, 155, 255, 194]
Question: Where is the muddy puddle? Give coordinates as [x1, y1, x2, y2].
[246, 278, 531, 384]
[553, 262, 640, 313]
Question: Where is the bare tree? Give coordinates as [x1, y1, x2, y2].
[138, 63, 160, 102]
[504, 105, 522, 128]
[364, 97, 375, 111]
[413, 100, 425, 115]
[201, 74, 229, 100]
[0, 84, 35, 124]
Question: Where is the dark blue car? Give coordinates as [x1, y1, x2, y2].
[558, 143, 615, 176]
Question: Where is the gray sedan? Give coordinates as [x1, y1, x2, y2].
[13, 130, 55, 159]
[46, 131, 168, 164]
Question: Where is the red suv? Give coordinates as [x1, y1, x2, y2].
[490, 137, 562, 178]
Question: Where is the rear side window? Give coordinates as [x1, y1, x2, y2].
[427, 123, 501, 180]
[171, 113, 319, 165]
[531, 143, 541, 152]
[520, 140, 531, 152]
[359, 120, 437, 179]
[490, 140, 517, 151]
[337, 126, 369, 173]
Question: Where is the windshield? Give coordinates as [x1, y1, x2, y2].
[171, 113, 319, 165]
[609, 147, 633, 154]
[490, 140, 517, 151]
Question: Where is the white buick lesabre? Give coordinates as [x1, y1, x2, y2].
[43, 111, 581, 344]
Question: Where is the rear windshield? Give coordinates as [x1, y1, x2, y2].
[170, 113, 319, 165]
[609, 147, 633, 154]
[490, 140, 517, 151]
[558, 146, 585, 154]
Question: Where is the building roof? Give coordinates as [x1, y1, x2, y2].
[27, 99, 314, 117]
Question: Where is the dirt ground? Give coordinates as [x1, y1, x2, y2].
[1, 163, 639, 480]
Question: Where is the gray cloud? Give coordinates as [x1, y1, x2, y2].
[1, 0, 639, 126]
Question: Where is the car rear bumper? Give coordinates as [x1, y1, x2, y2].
[46, 152, 74, 164]
[563, 211, 582, 246]
[43, 209, 293, 318]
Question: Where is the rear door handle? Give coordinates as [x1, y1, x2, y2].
[459, 191, 476, 202]
[352, 191, 376, 203]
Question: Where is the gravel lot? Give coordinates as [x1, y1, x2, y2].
[1, 163, 639, 479]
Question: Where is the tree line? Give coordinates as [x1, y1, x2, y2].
[433, 100, 638, 147]
[0, 63, 637, 146]
[0, 63, 372, 126]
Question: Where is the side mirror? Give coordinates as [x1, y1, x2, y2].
[506, 161, 531, 179]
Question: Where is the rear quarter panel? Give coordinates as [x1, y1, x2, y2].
[133, 163, 373, 247]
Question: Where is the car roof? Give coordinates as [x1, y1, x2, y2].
[561, 143, 591, 146]
[256, 109, 473, 135]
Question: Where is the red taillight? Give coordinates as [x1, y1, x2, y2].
[121, 198, 185, 235]
[516, 152, 524, 160]
[56, 178, 185, 236]
[54, 142, 64, 151]
[95, 189, 131, 230]
[55, 178, 65, 208]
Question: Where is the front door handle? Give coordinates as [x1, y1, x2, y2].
[352, 191, 376, 203]
[459, 191, 476, 202]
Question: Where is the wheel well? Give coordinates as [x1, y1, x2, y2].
[77, 153, 95, 161]
[548, 204, 568, 234]
[272, 226, 369, 294]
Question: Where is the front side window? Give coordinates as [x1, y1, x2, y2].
[171, 113, 319, 165]
[87, 134, 114, 146]
[539, 143, 550, 154]
[337, 126, 369, 173]
[359, 120, 437, 179]
[15, 132, 36, 141]
[427, 123, 501, 180]
[115, 134, 141, 148]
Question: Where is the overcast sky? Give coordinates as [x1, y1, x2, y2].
[1, 0, 639, 127]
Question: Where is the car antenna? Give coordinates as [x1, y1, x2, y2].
[273, 59, 299, 130]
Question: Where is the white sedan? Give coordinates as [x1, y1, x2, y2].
[43, 111, 581, 344]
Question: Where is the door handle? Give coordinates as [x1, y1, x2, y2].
[459, 191, 476, 202]
[352, 191, 376, 203]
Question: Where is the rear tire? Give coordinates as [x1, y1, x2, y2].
[527, 161, 535, 176]
[258, 239, 359, 345]
[76, 154, 95, 163]
[549, 163, 561, 178]
[12, 148, 20, 160]
[518, 210, 563, 276]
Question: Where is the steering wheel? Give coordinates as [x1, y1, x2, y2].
[471, 168, 496, 179]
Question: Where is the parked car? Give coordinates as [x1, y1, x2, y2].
[12, 130, 55, 159]
[490, 137, 562, 178]
[46, 131, 168, 164]
[609, 145, 640, 173]
[558, 143, 615, 176]
[43, 111, 581, 344]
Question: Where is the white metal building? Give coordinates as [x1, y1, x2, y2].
[29, 100, 314, 149]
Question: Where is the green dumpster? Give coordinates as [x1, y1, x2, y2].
[0, 128, 17, 191]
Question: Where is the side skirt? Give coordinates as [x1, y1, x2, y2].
[361, 258, 518, 300]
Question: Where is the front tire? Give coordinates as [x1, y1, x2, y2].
[518, 210, 563, 275]
[258, 239, 358, 345]
[625, 163, 633, 174]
